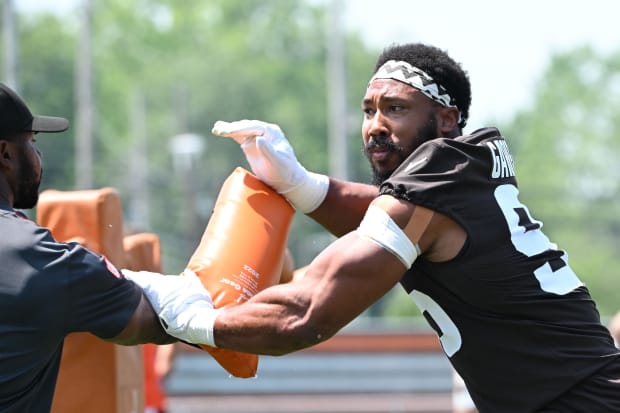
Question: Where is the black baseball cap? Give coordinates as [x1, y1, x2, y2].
[0, 82, 69, 137]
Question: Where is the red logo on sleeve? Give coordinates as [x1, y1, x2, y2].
[104, 256, 123, 279]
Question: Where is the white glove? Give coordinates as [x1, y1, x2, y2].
[123, 269, 220, 346]
[212, 119, 329, 213]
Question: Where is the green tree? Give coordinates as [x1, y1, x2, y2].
[10, 14, 76, 191]
[502, 46, 620, 315]
[10, 0, 377, 271]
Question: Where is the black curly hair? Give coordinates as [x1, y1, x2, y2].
[373, 43, 472, 128]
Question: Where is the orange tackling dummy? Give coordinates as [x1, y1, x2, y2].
[185, 167, 294, 378]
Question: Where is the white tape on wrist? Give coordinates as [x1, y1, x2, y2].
[182, 307, 222, 347]
[357, 205, 420, 268]
[284, 171, 329, 213]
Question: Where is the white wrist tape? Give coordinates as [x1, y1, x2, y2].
[177, 307, 222, 347]
[282, 171, 329, 213]
[357, 205, 420, 268]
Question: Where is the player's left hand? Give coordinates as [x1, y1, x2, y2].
[123, 269, 218, 345]
[212, 119, 329, 213]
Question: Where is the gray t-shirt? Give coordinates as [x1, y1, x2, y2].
[0, 206, 142, 412]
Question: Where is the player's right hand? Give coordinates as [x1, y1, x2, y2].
[212, 119, 329, 213]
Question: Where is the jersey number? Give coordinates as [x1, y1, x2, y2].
[495, 184, 582, 295]
[409, 184, 582, 358]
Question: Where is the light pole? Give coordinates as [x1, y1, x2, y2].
[169, 133, 206, 256]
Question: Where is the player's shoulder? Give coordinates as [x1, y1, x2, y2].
[380, 128, 508, 206]
[456, 126, 503, 145]
[420, 127, 510, 172]
[0, 207, 47, 247]
[389, 128, 500, 180]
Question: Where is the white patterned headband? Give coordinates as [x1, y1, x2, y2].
[370, 60, 465, 125]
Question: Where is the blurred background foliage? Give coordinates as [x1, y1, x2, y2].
[4, 0, 618, 317]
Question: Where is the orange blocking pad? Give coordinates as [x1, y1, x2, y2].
[186, 167, 294, 378]
[124, 232, 162, 273]
[37, 188, 144, 413]
[123, 232, 169, 412]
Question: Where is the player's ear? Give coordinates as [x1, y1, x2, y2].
[437, 106, 460, 134]
[0, 140, 14, 170]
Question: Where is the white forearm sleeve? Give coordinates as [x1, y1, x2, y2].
[356, 205, 420, 268]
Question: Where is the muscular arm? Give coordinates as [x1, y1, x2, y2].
[107, 292, 177, 346]
[307, 178, 379, 237]
[211, 195, 464, 356]
[214, 230, 407, 355]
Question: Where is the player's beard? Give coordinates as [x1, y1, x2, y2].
[365, 115, 438, 185]
[13, 147, 41, 210]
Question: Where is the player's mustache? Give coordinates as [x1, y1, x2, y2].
[366, 135, 399, 152]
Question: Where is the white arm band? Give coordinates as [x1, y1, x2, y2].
[356, 205, 420, 268]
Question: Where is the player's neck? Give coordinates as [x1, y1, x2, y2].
[0, 180, 13, 209]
